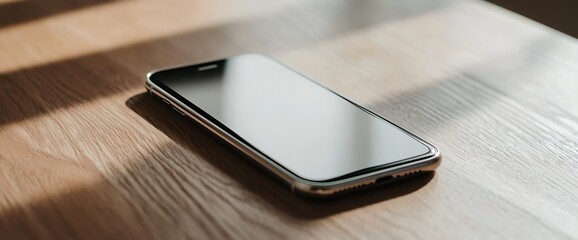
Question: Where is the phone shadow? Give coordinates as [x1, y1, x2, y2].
[126, 92, 435, 220]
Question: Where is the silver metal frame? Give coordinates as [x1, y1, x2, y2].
[144, 56, 441, 197]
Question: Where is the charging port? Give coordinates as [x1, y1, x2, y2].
[376, 175, 394, 184]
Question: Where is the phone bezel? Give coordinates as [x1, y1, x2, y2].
[145, 53, 441, 196]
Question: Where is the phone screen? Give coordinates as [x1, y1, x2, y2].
[150, 54, 432, 182]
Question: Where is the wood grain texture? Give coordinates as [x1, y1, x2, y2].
[1, 0, 577, 239]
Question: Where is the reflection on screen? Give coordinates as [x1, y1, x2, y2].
[153, 54, 430, 181]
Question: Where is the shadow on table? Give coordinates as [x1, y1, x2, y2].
[126, 92, 434, 219]
[0, 0, 119, 29]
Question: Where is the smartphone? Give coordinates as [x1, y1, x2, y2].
[145, 53, 440, 197]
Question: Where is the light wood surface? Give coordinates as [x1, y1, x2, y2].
[1, 0, 577, 239]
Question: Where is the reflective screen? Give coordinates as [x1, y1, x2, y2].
[151, 54, 430, 181]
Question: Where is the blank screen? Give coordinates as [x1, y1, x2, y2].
[151, 54, 430, 181]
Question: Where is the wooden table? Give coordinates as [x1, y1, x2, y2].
[1, 0, 577, 239]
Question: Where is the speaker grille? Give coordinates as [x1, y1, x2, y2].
[333, 181, 376, 194]
[392, 170, 423, 180]
[331, 170, 424, 195]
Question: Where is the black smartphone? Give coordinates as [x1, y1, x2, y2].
[145, 53, 440, 197]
